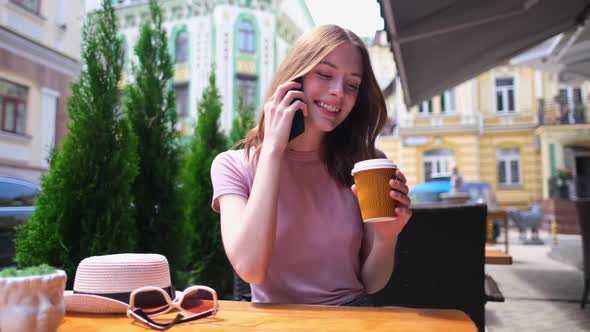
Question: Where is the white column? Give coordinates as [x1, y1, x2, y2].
[40, 88, 59, 168]
[56, 0, 65, 28]
[471, 79, 479, 113]
[261, 12, 275, 106]
[214, 6, 236, 133]
[534, 70, 543, 99]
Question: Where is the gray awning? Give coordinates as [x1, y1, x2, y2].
[379, 0, 590, 107]
[511, 23, 590, 85]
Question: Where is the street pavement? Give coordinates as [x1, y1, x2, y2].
[485, 229, 590, 331]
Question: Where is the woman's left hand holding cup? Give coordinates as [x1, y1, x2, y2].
[351, 168, 412, 242]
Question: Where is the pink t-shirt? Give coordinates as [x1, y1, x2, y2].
[211, 149, 365, 305]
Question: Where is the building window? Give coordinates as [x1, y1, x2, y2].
[175, 84, 188, 118]
[175, 30, 188, 64]
[10, 0, 40, 14]
[558, 85, 583, 123]
[558, 86, 582, 107]
[495, 77, 515, 113]
[0, 79, 28, 134]
[440, 89, 456, 113]
[238, 20, 255, 54]
[423, 149, 454, 181]
[418, 100, 432, 115]
[497, 148, 520, 187]
[236, 75, 257, 108]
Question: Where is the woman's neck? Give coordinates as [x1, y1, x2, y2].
[286, 127, 324, 152]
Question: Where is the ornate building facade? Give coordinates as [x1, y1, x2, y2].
[84, 0, 314, 134]
[378, 62, 590, 209]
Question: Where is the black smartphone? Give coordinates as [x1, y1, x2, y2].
[288, 79, 305, 141]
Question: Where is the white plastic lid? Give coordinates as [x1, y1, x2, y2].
[351, 158, 397, 175]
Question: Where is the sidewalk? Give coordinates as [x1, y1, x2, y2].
[485, 228, 590, 331]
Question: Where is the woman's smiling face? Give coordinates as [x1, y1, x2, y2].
[301, 42, 362, 134]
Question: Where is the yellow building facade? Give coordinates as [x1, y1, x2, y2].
[378, 65, 590, 209]
[0, 0, 82, 183]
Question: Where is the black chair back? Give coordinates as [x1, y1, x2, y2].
[575, 199, 590, 308]
[576, 199, 590, 276]
[373, 203, 487, 332]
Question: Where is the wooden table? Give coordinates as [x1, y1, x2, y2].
[58, 300, 476, 332]
[487, 209, 509, 253]
[485, 248, 513, 265]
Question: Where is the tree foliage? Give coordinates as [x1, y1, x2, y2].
[182, 69, 232, 297]
[124, 0, 188, 287]
[15, 0, 138, 285]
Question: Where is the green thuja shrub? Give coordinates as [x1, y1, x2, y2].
[182, 69, 232, 298]
[124, 0, 188, 288]
[230, 96, 257, 147]
[15, 0, 138, 286]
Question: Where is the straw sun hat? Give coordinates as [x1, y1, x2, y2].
[64, 253, 181, 314]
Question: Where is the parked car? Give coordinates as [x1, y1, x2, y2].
[0, 176, 39, 266]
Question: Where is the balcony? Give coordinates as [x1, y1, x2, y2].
[481, 110, 537, 129]
[537, 99, 588, 126]
[398, 112, 480, 134]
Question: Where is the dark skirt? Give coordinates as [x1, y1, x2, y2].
[339, 292, 374, 307]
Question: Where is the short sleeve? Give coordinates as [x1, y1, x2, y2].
[210, 150, 253, 213]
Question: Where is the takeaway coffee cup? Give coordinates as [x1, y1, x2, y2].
[351, 158, 398, 222]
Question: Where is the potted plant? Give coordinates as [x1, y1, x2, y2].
[557, 168, 572, 181]
[556, 168, 573, 199]
[0, 265, 67, 332]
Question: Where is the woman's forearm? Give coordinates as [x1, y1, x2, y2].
[361, 236, 398, 294]
[223, 145, 283, 285]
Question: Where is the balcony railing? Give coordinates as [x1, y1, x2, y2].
[399, 112, 480, 129]
[537, 99, 588, 125]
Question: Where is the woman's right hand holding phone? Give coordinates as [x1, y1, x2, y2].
[220, 81, 307, 284]
[262, 81, 307, 154]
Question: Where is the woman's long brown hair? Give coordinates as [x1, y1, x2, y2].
[240, 24, 387, 187]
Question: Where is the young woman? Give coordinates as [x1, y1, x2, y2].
[211, 25, 412, 306]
